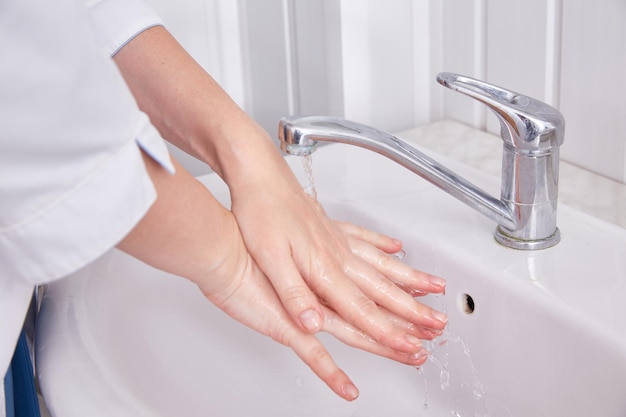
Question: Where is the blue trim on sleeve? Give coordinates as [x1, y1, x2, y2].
[110, 23, 163, 57]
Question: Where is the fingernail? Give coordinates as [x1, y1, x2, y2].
[428, 275, 446, 288]
[430, 329, 443, 338]
[410, 348, 429, 362]
[342, 383, 359, 400]
[431, 310, 448, 324]
[299, 309, 322, 333]
[405, 334, 422, 349]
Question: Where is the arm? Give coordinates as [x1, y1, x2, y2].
[114, 24, 447, 381]
[118, 152, 431, 400]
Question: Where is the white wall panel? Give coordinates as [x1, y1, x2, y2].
[414, 0, 443, 125]
[204, 1, 247, 109]
[560, 0, 626, 182]
[340, 0, 418, 132]
[486, 0, 550, 100]
[239, 0, 292, 135]
[241, 0, 346, 136]
[484, 0, 553, 135]
[291, 0, 344, 117]
[438, 0, 487, 129]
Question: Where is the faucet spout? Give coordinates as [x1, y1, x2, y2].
[279, 74, 564, 250]
[279, 115, 516, 231]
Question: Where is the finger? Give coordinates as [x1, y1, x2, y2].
[346, 235, 446, 295]
[343, 258, 448, 332]
[383, 306, 444, 340]
[309, 264, 424, 354]
[274, 220, 426, 354]
[335, 221, 402, 254]
[212, 264, 359, 401]
[287, 331, 360, 401]
[321, 306, 430, 366]
[258, 247, 325, 334]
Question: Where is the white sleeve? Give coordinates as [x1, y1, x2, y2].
[85, 0, 164, 56]
[0, 0, 173, 378]
[0, 0, 175, 286]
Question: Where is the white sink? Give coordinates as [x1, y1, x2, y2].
[36, 141, 626, 417]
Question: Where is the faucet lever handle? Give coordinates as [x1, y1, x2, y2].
[436, 72, 565, 151]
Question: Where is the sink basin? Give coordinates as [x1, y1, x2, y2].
[36, 141, 626, 417]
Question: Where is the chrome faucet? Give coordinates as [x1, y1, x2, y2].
[278, 72, 565, 250]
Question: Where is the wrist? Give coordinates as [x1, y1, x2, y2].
[193, 112, 298, 192]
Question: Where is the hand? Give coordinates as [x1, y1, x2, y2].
[229, 163, 447, 357]
[198, 233, 432, 401]
[335, 221, 447, 341]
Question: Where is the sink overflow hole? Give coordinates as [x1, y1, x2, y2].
[461, 293, 475, 314]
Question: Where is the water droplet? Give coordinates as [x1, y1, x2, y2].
[392, 249, 406, 259]
[417, 331, 488, 416]
[423, 376, 429, 410]
[295, 376, 304, 388]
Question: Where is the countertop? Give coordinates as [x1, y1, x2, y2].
[396, 120, 626, 230]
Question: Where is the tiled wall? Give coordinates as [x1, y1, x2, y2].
[146, 0, 626, 184]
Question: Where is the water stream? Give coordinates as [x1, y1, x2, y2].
[298, 156, 488, 416]
[418, 296, 488, 417]
[301, 154, 318, 200]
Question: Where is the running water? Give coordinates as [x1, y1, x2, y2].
[300, 154, 318, 200]
[418, 296, 488, 417]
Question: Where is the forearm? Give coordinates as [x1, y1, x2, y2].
[112, 26, 286, 190]
[113, 24, 448, 390]
[117, 150, 244, 294]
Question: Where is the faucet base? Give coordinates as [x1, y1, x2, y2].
[494, 227, 561, 251]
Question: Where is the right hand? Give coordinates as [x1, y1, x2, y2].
[197, 232, 430, 401]
[195, 214, 444, 401]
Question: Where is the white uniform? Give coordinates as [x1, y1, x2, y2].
[0, 0, 173, 408]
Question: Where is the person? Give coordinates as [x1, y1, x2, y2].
[0, 0, 447, 413]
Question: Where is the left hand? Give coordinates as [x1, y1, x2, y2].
[228, 162, 447, 355]
[200, 226, 432, 401]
